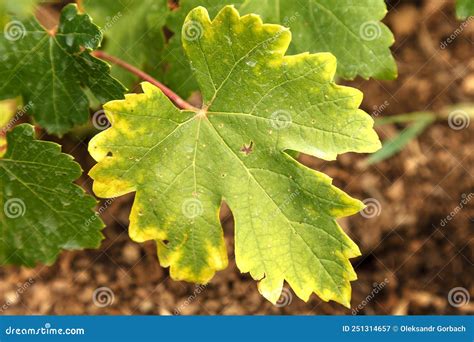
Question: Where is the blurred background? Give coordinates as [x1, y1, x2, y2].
[0, 0, 473, 315]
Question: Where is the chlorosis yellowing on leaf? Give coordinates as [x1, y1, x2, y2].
[88, 6, 381, 307]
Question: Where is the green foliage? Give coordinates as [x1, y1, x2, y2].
[83, 0, 169, 87]
[0, 4, 125, 135]
[456, 0, 474, 19]
[163, 0, 396, 97]
[0, 124, 104, 266]
[0, 0, 36, 26]
[163, 0, 244, 97]
[88, 6, 380, 306]
[239, 0, 397, 80]
[81, 0, 397, 98]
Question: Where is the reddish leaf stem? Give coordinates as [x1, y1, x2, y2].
[92, 51, 197, 111]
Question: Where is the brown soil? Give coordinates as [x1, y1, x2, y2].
[1, 0, 473, 315]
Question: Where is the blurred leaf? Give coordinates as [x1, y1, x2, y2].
[0, 0, 37, 26]
[456, 0, 474, 19]
[367, 112, 435, 165]
[83, 0, 169, 87]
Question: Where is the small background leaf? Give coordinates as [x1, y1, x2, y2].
[0, 124, 104, 266]
[0, 4, 125, 135]
[456, 0, 474, 19]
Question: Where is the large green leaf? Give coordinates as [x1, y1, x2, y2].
[83, 0, 169, 88]
[0, 124, 104, 266]
[163, 0, 396, 98]
[89, 6, 380, 306]
[456, 0, 474, 19]
[0, 4, 125, 135]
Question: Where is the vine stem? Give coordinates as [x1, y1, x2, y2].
[92, 51, 197, 111]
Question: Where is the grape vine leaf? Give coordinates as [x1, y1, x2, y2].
[163, 0, 396, 98]
[0, 4, 126, 136]
[0, 124, 104, 266]
[83, 0, 169, 88]
[456, 0, 474, 19]
[89, 6, 380, 306]
[163, 0, 243, 97]
[239, 0, 397, 80]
